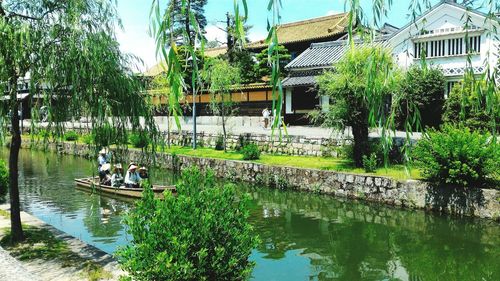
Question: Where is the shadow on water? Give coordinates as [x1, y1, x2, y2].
[2, 148, 500, 280]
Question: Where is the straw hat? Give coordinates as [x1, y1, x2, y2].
[99, 148, 108, 155]
[139, 166, 147, 171]
[101, 163, 111, 172]
[113, 164, 123, 171]
[128, 161, 137, 168]
[128, 164, 138, 171]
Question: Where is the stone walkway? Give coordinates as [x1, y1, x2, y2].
[0, 247, 40, 281]
[0, 205, 125, 281]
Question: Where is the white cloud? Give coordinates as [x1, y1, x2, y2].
[116, 26, 158, 73]
[248, 29, 268, 42]
[326, 10, 342, 16]
[205, 24, 227, 44]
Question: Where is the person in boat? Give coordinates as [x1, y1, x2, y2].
[125, 164, 141, 188]
[99, 163, 112, 186]
[98, 148, 110, 181]
[111, 164, 124, 187]
[138, 166, 148, 181]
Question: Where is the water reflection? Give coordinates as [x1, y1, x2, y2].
[244, 186, 500, 280]
[3, 148, 500, 280]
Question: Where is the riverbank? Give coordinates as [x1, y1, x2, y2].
[22, 140, 500, 221]
[0, 204, 125, 281]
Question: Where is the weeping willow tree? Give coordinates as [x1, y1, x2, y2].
[0, 0, 156, 243]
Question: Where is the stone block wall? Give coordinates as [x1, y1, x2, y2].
[23, 141, 500, 221]
[165, 131, 347, 157]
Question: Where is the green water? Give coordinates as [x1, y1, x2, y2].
[2, 149, 500, 280]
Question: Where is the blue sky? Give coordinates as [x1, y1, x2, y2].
[116, 0, 440, 71]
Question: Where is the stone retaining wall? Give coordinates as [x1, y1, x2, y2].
[166, 130, 346, 157]
[23, 140, 500, 221]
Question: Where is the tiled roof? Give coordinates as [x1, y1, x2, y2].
[285, 41, 349, 70]
[282, 70, 323, 87]
[285, 38, 389, 70]
[247, 13, 350, 49]
[143, 61, 167, 77]
[143, 47, 227, 77]
[204, 46, 227, 57]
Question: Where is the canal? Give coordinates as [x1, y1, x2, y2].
[2, 149, 500, 280]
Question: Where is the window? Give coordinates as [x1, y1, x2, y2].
[468, 35, 481, 53]
[415, 35, 481, 58]
[448, 38, 464, 56]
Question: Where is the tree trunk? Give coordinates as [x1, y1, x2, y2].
[8, 77, 24, 243]
[167, 109, 171, 149]
[221, 98, 227, 152]
[352, 123, 369, 168]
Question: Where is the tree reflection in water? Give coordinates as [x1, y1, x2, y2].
[242, 185, 500, 280]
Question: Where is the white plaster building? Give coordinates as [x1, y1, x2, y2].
[388, 0, 500, 95]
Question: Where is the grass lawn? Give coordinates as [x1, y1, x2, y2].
[156, 145, 421, 180]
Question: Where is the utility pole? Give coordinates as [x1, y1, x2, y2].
[184, 0, 197, 149]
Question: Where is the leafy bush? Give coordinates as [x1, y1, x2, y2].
[214, 134, 224, 151]
[443, 81, 499, 133]
[93, 124, 118, 147]
[37, 129, 51, 139]
[0, 160, 8, 198]
[413, 125, 499, 187]
[81, 134, 94, 145]
[128, 132, 149, 148]
[242, 143, 260, 160]
[116, 167, 259, 281]
[341, 141, 404, 165]
[397, 66, 446, 129]
[63, 130, 79, 141]
[236, 134, 251, 151]
[362, 153, 378, 173]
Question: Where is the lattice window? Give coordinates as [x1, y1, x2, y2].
[414, 35, 481, 58]
[468, 35, 481, 53]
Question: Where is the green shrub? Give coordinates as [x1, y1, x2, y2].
[128, 132, 149, 148]
[443, 81, 499, 133]
[397, 66, 446, 129]
[0, 160, 8, 198]
[93, 124, 117, 147]
[236, 134, 251, 151]
[362, 153, 378, 173]
[63, 130, 79, 141]
[413, 125, 499, 188]
[116, 166, 259, 281]
[214, 134, 224, 151]
[37, 129, 51, 139]
[81, 134, 94, 145]
[241, 143, 260, 160]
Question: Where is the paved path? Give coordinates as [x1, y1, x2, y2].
[0, 247, 40, 281]
[0, 205, 124, 281]
[22, 119, 421, 140]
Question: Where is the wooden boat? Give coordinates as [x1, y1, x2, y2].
[74, 177, 176, 199]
